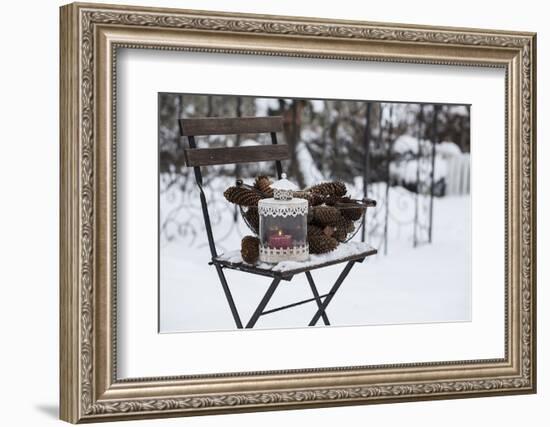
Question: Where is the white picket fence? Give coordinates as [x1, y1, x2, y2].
[446, 153, 470, 195]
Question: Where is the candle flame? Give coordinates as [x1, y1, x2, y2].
[277, 229, 283, 236]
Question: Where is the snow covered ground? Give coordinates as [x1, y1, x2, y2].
[159, 181, 471, 333]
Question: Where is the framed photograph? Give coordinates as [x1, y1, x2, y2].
[60, 2, 537, 423]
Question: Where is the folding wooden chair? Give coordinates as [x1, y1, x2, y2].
[179, 116, 377, 328]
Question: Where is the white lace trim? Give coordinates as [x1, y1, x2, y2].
[259, 244, 309, 263]
[258, 204, 309, 217]
[273, 188, 293, 200]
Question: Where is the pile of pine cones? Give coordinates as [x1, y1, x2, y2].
[224, 176, 370, 263]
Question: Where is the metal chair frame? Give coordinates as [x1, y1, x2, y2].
[179, 116, 377, 329]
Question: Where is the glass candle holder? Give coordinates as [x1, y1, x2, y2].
[258, 174, 309, 263]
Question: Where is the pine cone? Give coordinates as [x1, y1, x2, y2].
[254, 176, 273, 197]
[333, 216, 355, 242]
[308, 235, 339, 254]
[241, 236, 260, 264]
[307, 224, 325, 239]
[312, 206, 341, 225]
[308, 181, 347, 198]
[224, 186, 262, 207]
[310, 193, 326, 206]
[323, 194, 341, 206]
[333, 227, 347, 242]
[244, 207, 259, 233]
[340, 215, 355, 233]
[308, 224, 335, 238]
[339, 197, 364, 221]
[294, 191, 325, 206]
[322, 225, 335, 237]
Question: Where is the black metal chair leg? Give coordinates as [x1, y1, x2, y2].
[214, 264, 243, 329]
[305, 272, 330, 326]
[309, 261, 356, 326]
[245, 278, 281, 328]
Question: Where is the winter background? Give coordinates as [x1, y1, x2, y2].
[159, 94, 471, 333]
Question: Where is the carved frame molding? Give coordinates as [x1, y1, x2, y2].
[60, 2, 536, 423]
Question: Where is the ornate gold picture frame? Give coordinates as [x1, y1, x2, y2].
[60, 2, 536, 423]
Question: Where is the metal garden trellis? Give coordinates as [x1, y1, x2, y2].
[360, 102, 440, 253]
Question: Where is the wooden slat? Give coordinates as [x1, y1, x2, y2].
[184, 144, 289, 167]
[179, 116, 283, 136]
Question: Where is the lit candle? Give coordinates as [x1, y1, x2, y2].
[268, 229, 292, 249]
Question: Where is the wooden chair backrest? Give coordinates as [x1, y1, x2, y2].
[179, 116, 289, 167]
